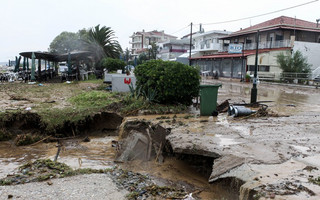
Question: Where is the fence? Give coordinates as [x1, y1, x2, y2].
[280, 72, 320, 84]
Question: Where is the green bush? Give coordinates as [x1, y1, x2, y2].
[100, 57, 126, 72]
[277, 50, 311, 73]
[134, 60, 200, 105]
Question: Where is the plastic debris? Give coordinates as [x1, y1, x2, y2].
[228, 105, 255, 117]
[25, 107, 32, 111]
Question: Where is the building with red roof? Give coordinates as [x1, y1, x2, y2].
[191, 16, 320, 80]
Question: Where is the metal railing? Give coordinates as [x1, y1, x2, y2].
[244, 40, 291, 50]
[281, 72, 313, 80]
[219, 40, 292, 52]
[280, 72, 320, 85]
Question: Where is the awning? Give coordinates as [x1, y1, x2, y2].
[19, 51, 93, 62]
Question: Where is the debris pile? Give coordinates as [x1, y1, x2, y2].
[108, 168, 187, 200]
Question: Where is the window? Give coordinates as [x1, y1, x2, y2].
[276, 34, 283, 41]
[246, 37, 252, 44]
[248, 65, 270, 72]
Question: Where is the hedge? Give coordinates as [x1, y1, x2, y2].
[134, 60, 200, 105]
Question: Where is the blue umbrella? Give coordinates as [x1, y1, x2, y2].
[31, 52, 36, 81]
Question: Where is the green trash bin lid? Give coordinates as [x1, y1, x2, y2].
[199, 84, 222, 88]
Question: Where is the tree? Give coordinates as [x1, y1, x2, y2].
[134, 60, 200, 105]
[149, 42, 158, 60]
[49, 32, 82, 54]
[86, 25, 122, 62]
[137, 53, 147, 65]
[277, 50, 311, 73]
[100, 58, 126, 72]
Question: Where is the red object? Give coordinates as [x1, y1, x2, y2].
[124, 78, 131, 85]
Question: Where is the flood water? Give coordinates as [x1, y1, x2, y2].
[208, 79, 320, 114]
[1, 79, 320, 199]
[0, 134, 117, 178]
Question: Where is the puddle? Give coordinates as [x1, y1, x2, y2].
[233, 126, 254, 137]
[206, 80, 320, 115]
[215, 134, 241, 146]
[0, 135, 117, 178]
[291, 145, 310, 154]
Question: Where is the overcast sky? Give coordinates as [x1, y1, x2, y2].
[1, 0, 319, 62]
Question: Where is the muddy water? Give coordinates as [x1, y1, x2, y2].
[120, 158, 238, 200]
[0, 134, 117, 178]
[207, 80, 320, 114]
[1, 80, 319, 199]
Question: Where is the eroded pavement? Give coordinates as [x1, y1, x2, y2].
[166, 79, 320, 199]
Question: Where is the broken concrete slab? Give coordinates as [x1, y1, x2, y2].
[209, 155, 246, 183]
[115, 120, 170, 162]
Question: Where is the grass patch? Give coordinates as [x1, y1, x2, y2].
[69, 90, 117, 109]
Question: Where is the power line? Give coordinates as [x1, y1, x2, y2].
[170, 25, 190, 35]
[198, 0, 319, 26]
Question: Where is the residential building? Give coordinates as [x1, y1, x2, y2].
[192, 30, 231, 56]
[191, 16, 320, 79]
[157, 38, 190, 61]
[177, 29, 231, 65]
[129, 30, 177, 56]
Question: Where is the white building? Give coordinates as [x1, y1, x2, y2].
[192, 30, 231, 56]
[157, 39, 190, 61]
[129, 30, 177, 56]
[177, 29, 231, 65]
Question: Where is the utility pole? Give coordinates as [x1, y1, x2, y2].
[250, 30, 259, 103]
[241, 42, 245, 82]
[189, 22, 193, 66]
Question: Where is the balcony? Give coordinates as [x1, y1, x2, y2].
[159, 48, 187, 54]
[219, 40, 292, 52]
[195, 42, 221, 51]
[129, 40, 142, 44]
[244, 40, 291, 50]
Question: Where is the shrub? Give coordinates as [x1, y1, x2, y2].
[134, 60, 200, 105]
[100, 57, 126, 72]
[277, 50, 311, 73]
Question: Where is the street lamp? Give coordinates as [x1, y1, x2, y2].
[148, 45, 152, 60]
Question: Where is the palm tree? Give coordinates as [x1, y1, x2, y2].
[86, 25, 122, 63]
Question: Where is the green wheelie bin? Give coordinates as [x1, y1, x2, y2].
[199, 84, 222, 116]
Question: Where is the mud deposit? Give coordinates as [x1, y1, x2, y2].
[1, 79, 320, 200]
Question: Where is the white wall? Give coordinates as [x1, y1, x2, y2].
[293, 41, 320, 71]
[247, 49, 290, 79]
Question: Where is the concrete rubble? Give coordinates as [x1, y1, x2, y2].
[115, 120, 169, 163]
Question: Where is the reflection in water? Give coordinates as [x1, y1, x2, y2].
[216, 81, 320, 114]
